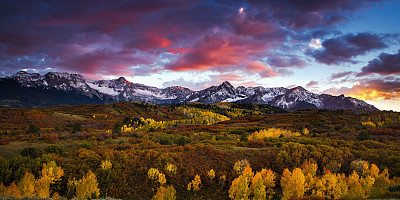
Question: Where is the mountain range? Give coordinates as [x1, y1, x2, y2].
[0, 71, 378, 111]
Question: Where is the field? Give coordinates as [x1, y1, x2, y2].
[0, 101, 400, 199]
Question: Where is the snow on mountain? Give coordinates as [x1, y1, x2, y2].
[4, 71, 379, 111]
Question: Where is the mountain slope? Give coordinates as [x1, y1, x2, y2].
[0, 71, 379, 111]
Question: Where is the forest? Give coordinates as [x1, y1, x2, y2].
[0, 101, 399, 199]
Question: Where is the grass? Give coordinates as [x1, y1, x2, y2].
[52, 112, 87, 121]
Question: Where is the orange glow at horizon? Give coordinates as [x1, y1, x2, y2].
[349, 90, 399, 102]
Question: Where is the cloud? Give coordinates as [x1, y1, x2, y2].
[306, 81, 318, 88]
[165, 33, 280, 74]
[358, 50, 400, 76]
[309, 33, 389, 65]
[324, 78, 400, 101]
[0, 0, 387, 79]
[267, 55, 307, 68]
[329, 71, 354, 80]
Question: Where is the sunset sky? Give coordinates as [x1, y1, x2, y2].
[0, 0, 399, 111]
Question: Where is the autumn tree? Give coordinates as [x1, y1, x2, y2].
[346, 171, 364, 199]
[229, 175, 250, 200]
[187, 174, 201, 192]
[281, 168, 305, 200]
[370, 168, 391, 198]
[234, 159, 250, 174]
[165, 163, 177, 175]
[153, 185, 176, 200]
[208, 169, 215, 181]
[36, 161, 64, 198]
[251, 172, 266, 200]
[101, 160, 112, 197]
[71, 170, 100, 199]
[260, 169, 276, 199]
[18, 171, 35, 198]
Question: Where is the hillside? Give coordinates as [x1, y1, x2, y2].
[0, 102, 399, 199]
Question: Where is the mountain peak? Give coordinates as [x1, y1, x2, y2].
[292, 86, 307, 91]
[9, 71, 41, 81]
[220, 81, 234, 88]
[2, 71, 379, 111]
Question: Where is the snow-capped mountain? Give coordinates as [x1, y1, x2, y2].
[1, 71, 378, 111]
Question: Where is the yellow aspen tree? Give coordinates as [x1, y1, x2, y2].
[369, 164, 379, 178]
[18, 171, 35, 198]
[165, 163, 177, 174]
[334, 173, 348, 199]
[302, 128, 309, 135]
[260, 169, 276, 199]
[361, 174, 375, 198]
[191, 175, 201, 191]
[75, 170, 100, 199]
[302, 161, 318, 195]
[312, 177, 326, 197]
[208, 169, 216, 181]
[153, 185, 176, 200]
[148, 168, 160, 181]
[158, 173, 167, 185]
[322, 171, 337, 198]
[6, 182, 22, 199]
[251, 172, 266, 200]
[346, 171, 364, 199]
[35, 161, 64, 199]
[234, 159, 250, 174]
[101, 160, 112, 170]
[52, 192, 61, 200]
[229, 175, 250, 200]
[281, 168, 305, 200]
[370, 169, 391, 198]
[243, 166, 254, 182]
[41, 161, 64, 182]
[35, 176, 51, 198]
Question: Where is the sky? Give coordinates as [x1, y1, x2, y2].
[0, 0, 399, 111]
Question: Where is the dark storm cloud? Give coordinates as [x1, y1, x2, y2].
[358, 50, 400, 76]
[0, 0, 387, 78]
[309, 33, 389, 65]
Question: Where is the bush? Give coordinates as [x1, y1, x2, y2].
[20, 147, 40, 158]
[357, 130, 371, 141]
[27, 125, 40, 136]
[46, 145, 64, 154]
[247, 139, 266, 148]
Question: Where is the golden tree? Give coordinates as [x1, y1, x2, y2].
[74, 170, 100, 199]
[208, 169, 216, 181]
[234, 159, 250, 174]
[153, 185, 176, 200]
[370, 169, 391, 198]
[187, 174, 201, 192]
[251, 172, 266, 200]
[346, 171, 364, 199]
[18, 171, 35, 198]
[165, 163, 177, 174]
[260, 169, 275, 199]
[158, 173, 167, 185]
[148, 168, 161, 181]
[281, 168, 305, 200]
[229, 175, 250, 200]
[101, 160, 112, 170]
[36, 161, 64, 198]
